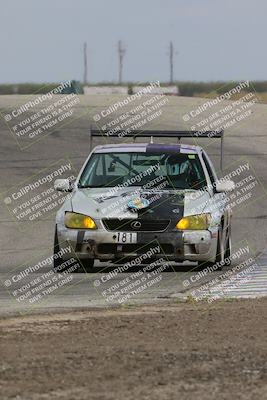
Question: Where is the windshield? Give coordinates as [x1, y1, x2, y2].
[78, 152, 207, 190]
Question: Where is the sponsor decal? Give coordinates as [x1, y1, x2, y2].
[127, 197, 150, 211]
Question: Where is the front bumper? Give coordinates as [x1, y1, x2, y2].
[57, 225, 217, 263]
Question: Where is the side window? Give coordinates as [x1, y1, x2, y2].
[202, 152, 216, 186]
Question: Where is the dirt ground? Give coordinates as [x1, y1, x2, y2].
[0, 299, 266, 400]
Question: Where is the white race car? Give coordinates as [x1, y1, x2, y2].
[53, 132, 234, 272]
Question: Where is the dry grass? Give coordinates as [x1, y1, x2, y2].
[193, 90, 267, 103]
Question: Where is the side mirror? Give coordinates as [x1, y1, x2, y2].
[215, 180, 235, 193]
[54, 179, 72, 192]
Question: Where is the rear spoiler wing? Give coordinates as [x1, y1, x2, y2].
[89, 127, 224, 170]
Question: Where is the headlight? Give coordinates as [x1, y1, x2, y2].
[176, 213, 211, 230]
[65, 212, 97, 229]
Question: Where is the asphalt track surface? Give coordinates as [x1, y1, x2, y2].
[0, 93, 266, 316]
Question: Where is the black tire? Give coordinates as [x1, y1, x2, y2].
[53, 227, 64, 272]
[78, 259, 95, 273]
[224, 226, 232, 266]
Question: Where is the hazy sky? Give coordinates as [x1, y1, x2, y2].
[1, 0, 266, 83]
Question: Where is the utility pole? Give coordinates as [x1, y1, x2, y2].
[118, 40, 126, 84]
[83, 42, 88, 85]
[169, 41, 174, 84]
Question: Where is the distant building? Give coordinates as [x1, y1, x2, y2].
[132, 85, 179, 96]
[83, 86, 128, 95]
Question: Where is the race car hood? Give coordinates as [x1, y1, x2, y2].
[70, 187, 211, 221]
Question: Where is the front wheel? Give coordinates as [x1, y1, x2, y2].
[53, 227, 64, 272]
[224, 226, 232, 266]
[78, 259, 95, 273]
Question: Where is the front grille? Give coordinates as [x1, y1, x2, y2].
[102, 219, 170, 232]
[97, 243, 174, 255]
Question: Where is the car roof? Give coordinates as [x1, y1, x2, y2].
[93, 143, 202, 154]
